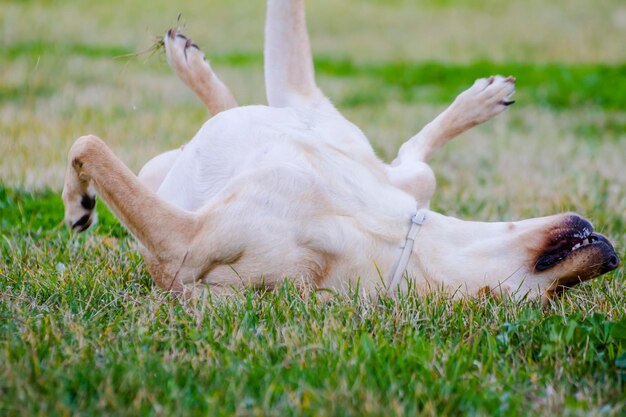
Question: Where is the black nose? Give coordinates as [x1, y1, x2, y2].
[607, 254, 620, 271]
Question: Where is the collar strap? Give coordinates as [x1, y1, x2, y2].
[387, 209, 427, 294]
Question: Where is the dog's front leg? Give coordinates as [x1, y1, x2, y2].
[396, 76, 516, 162]
[387, 76, 515, 205]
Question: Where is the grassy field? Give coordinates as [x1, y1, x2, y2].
[1, 0, 625, 415]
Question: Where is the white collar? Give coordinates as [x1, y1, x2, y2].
[387, 209, 428, 294]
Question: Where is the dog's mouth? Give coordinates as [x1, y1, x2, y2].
[534, 216, 619, 291]
[536, 231, 618, 272]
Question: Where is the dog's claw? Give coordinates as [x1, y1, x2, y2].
[71, 213, 93, 232]
[502, 100, 516, 106]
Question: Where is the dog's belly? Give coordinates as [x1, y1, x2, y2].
[156, 105, 383, 212]
[153, 105, 417, 289]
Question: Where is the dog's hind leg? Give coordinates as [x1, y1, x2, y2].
[62, 135, 198, 264]
[387, 76, 515, 205]
[138, 31, 239, 192]
[165, 29, 238, 115]
[264, 0, 328, 107]
[63, 135, 249, 293]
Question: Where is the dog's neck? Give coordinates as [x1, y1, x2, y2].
[395, 210, 535, 297]
[387, 209, 428, 293]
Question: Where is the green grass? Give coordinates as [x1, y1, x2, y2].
[1, 0, 625, 415]
[1, 187, 624, 416]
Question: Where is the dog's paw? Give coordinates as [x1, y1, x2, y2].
[63, 192, 97, 233]
[454, 75, 516, 126]
[164, 29, 213, 86]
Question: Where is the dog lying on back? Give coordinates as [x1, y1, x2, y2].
[63, 0, 618, 301]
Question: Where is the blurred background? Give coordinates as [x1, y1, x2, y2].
[1, 0, 624, 228]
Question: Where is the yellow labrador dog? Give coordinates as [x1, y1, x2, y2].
[63, 0, 618, 301]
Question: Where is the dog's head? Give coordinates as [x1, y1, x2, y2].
[413, 212, 619, 300]
[528, 214, 619, 298]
